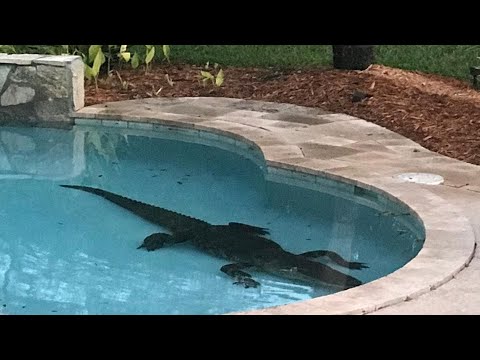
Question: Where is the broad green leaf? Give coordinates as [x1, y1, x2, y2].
[84, 64, 94, 80]
[120, 52, 131, 62]
[145, 46, 155, 64]
[92, 48, 105, 77]
[215, 69, 224, 87]
[88, 45, 102, 63]
[131, 52, 140, 69]
[214, 63, 219, 69]
[145, 45, 154, 50]
[120, 45, 128, 53]
[163, 45, 171, 63]
[200, 71, 214, 80]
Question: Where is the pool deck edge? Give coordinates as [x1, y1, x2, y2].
[73, 97, 480, 315]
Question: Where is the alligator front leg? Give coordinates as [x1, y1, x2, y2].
[299, 250, 368, 270]
[220, 263, 260, 288]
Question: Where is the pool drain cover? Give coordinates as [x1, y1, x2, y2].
[394, 172, 444, 185]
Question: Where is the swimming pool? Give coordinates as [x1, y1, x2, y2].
[0, 124, 425, 314]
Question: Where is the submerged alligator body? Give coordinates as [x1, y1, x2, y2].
[60, 185, 367, 290]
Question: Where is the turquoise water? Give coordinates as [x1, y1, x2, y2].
[0, 125, 424, 315]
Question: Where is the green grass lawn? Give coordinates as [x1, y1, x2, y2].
[3, 45, 479, 81]
[171, 45, 480, 80]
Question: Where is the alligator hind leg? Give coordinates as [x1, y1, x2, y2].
[299, 250, 368, 270]
[220, 263, 260, 288]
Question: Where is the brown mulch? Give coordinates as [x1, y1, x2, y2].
[85, 63, 480, 165]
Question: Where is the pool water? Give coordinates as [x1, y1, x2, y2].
[0, 125, 424, 315]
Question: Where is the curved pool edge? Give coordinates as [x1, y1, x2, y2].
[72, 97, 477, 315]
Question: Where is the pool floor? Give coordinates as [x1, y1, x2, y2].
[0, 125, 424, 314]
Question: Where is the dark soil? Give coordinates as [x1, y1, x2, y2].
[85, 63, 480, 165]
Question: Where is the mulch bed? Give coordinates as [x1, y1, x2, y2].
[85, 63, 480, 165]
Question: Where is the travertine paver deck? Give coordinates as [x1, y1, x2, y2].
[74, 97, 480, 315]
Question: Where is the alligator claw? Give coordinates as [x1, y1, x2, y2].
[348, 262, 369, 270]
[233, 277, 261, 288]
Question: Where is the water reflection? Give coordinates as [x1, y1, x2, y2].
[0, 127, 84, 180]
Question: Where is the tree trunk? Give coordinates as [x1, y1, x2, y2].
[332, 45, 374, 70]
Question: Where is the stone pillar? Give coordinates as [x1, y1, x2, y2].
[332, 45, 374, 70]
[0, 54, 84, 127]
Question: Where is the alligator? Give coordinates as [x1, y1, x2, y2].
[60, 185, 367, 290]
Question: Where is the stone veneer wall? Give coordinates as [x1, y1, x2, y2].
[0, 54, 84, 126]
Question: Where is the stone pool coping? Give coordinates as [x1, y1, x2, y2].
[73, 97, 477, 315]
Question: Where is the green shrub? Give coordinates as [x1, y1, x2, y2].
[0, 45, 171, 85]
[0, 45, 69, 55]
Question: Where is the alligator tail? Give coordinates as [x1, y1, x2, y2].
[60, 185, 208, 230]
